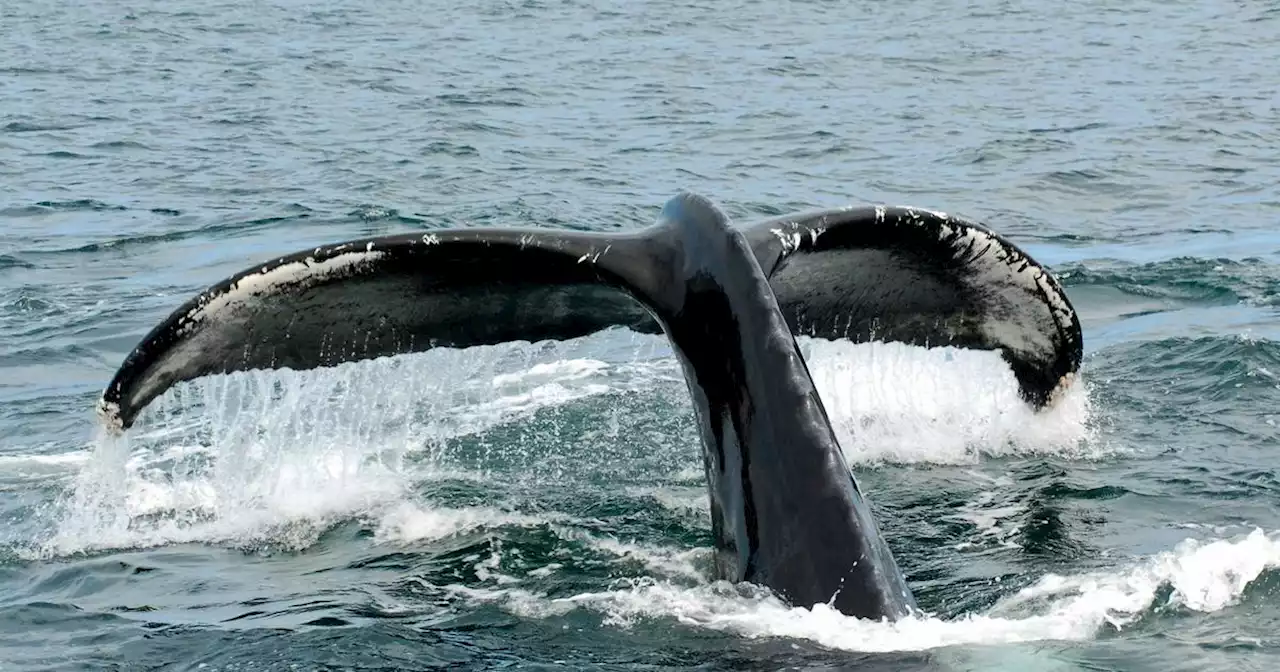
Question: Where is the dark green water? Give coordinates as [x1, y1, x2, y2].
[2, 1, 1279, 670]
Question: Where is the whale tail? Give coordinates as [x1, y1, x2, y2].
[98, 223, 658, 432]
[99, 197, 1079, 433]
[94, 193, 1080, 621]
[751, 205, 1080, 408]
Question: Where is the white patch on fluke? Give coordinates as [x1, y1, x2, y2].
[178, 250, 386, 338]
[576, 245, 611, 264]
[769, 227, 804, 253]
[83, 249, 395, 431]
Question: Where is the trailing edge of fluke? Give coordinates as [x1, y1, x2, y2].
[94, 192, 1082, 622]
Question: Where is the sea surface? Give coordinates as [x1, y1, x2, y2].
[2, 0, 1279, 670]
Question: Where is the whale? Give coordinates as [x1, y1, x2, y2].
[95, 193, 1081, 621]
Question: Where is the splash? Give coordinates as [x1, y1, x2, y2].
[803, 338, 1096, 465]
[35, 330, 676, 556]
[35, 331, 1093, 557]
[29, 327, 1254, 655]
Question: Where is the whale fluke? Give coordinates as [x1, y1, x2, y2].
[98, 201, 1079, 433]
[97, 227, 655, 432]
[748, 205, 1081, 409]
[93, 193, 1084, 622]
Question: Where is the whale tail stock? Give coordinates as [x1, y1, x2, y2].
[94, 193, 1081, 621]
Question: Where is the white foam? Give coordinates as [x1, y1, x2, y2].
[454, 527, 1280, 652]
[948, 476, 1027, 550]
[580, 534, 712, 582]
[373, 502, 560, 545]
[447, 583, 579, 620]
[0, 451, 90, 467]
[997, 527, 1280, 617]
[625, 484, 709, 520]
[0, 450, 93, 486]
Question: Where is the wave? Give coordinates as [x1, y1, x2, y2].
[1060, 256, 1280, 309]
[455, 527, 1280, 653]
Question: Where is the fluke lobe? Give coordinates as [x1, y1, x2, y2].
[97, 193, 1082, 621]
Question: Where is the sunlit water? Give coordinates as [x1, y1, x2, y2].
[2, 0, 1279, 670]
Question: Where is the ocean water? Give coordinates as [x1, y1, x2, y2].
[2, 0, 1279, 669]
